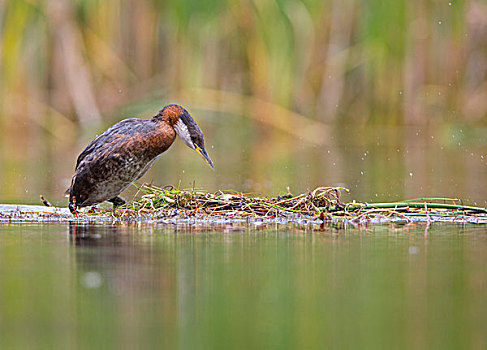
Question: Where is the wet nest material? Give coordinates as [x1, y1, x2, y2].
[88, 185, 487, 224]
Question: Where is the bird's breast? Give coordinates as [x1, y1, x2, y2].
[112, 124, 176, 174]
[143, 123, 177, 157]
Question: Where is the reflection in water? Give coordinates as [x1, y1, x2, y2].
[69, 222, 131, 247]
[1, 223, 486, 348]
[68, 222, 179, 348]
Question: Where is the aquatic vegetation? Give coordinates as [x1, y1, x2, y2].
[0, 186, 485, 224]
[90, 185, 487, 223]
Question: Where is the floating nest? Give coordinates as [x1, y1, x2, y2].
[89, 185, 487, 223]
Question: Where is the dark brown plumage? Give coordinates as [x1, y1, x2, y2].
[67, 104, 213, 214]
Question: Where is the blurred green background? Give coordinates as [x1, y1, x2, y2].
[1, 0, 486, 206]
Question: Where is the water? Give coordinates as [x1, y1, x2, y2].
[1, 122, 486, 208]
[1, 222, 486, 349]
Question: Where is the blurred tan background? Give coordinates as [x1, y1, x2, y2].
[0, 0, 486, 206]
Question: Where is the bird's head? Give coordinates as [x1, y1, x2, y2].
[160, 104, 214, 169]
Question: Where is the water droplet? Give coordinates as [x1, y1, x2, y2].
[409, 246, 420, 255]
[81, 272, 103, 289]
[399, 91, 403, 95]
[360, 171, 364, 175]
[449, 2, 452, 6]
[409, 172, 413, 177]
[438, 20, 442, 24]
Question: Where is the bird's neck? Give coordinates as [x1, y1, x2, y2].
[153, 110, 179, 127]
[142, 119, 177, 158]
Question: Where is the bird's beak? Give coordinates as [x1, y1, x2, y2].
[195, 145, 214, 169]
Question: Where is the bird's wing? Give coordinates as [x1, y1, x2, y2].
[74, 118, 143, 170]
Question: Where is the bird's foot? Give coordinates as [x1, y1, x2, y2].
[108, 196, 126, 208]
[69, 197, 79, 220]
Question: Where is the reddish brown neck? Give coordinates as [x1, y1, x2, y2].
[154, 106, 183, 127]
[144, 123, 176, 158]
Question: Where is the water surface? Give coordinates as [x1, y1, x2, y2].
[0, 223, 486, 349]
